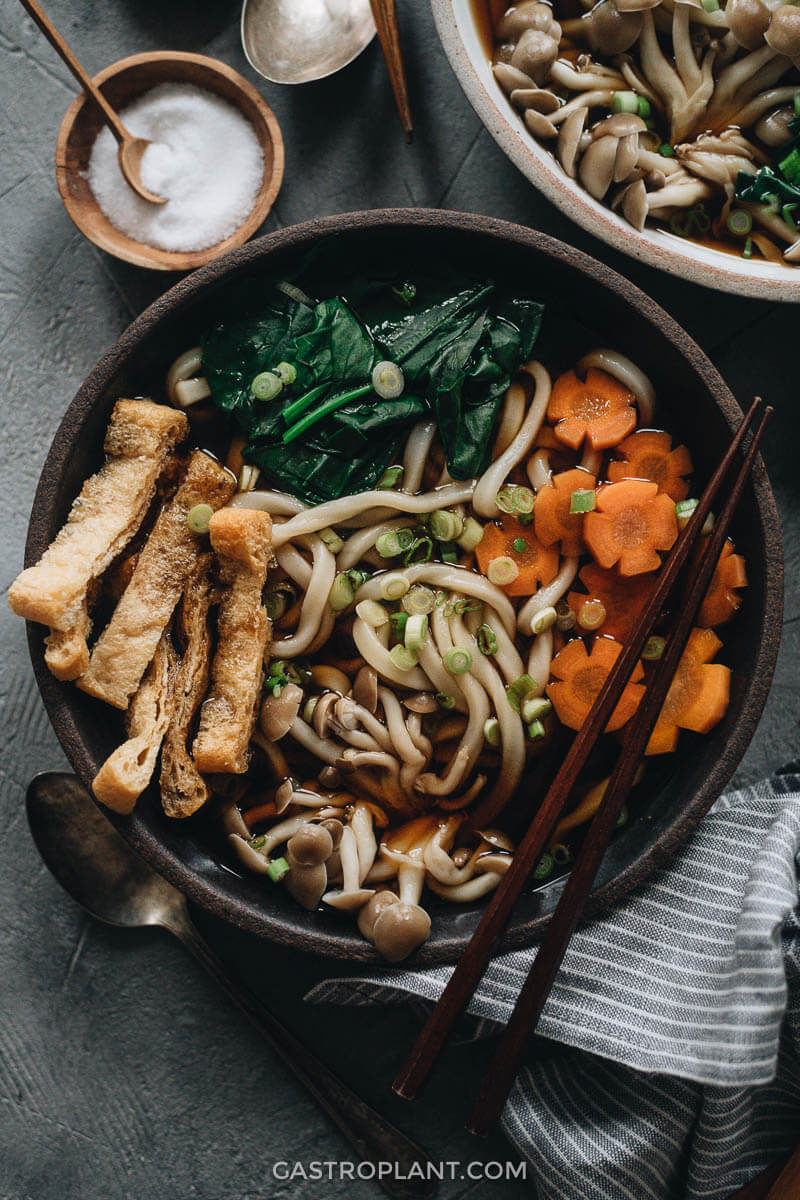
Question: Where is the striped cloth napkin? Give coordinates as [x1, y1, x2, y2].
[308, 764, 800, 1199]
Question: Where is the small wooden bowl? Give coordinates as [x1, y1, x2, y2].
[55, 51, 284, 271]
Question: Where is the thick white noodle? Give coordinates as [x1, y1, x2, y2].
[275, 543, 312, 588]
[416, 634, 468, 712]
[527, 627, 554, 698]
[527, 449, 551, 492]
[352, 617, 432, 691]
[577, 349, 656, 425]
[272, 534, 336, 658]
[466, 606, 524, 684]
[402, 420, 437, 493]
[473, 362, 551, 516]
[230, 490, 304, 515]
[355, 563, 517, 636]
[517, 557, 580, 636]
[493, 382, 527, 458]
[272, 482, 477, 547]
[427, 872, 504, 902]
[337, 518, 416, 572]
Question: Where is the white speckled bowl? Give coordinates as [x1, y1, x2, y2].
[431, 0, 800, 301]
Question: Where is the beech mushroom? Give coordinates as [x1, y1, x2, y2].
[260, 682, 303, 741]
[497, 0, 561, 40]
[284, 823, 333, 910]
[353, 665, 378, 713]
[558, 107, 589, 176]
[728, 0, 771, 50]
[493, 62, 537, 95]
[322, 824, 375, 911]
[357, 889, 400, 940]
[765, 5, 800, 66]
[371, 901, 431, 962]
[510, 18, 562, 85]
[754, 103, 796, 144]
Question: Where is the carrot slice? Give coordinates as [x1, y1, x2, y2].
[567, 563, 657, 643]
[475, 517, 559, 596]
[646, 628, 731, 755]
[547, 636, 645, 733]
[548, 367, 637, 451]
[584, 479, 678, 576]
[534, 467, 597, 558]
[695, 538, 748, 628]
[607, 430, 693, 502]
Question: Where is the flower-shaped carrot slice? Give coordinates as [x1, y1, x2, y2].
[695, 538, 747, 628]
[534, 468, 596, 558]
[547, 636, 645, 732]
[646, 627, 731, 755]
[548, 367, 637, 451]
[475, 517, 558, 596]
[567, 563, 657, 643]
[607, 430, 693, 502]
[584, 480, 678, 576]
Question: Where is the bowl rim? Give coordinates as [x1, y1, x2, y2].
[430, 0, 800, 302]
[24, 208, 783, 962]
[55, 50, 285, 272]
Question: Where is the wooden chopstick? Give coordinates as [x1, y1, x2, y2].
[466, 401, 773, 1136]
[393, 396, 764, 1103]
[368, 0, 413, 142]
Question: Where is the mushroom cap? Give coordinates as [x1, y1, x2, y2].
[320, 817, 344, 848]
[614, 0, 661, 9]
[510, 87, 562, 113]
[353, 666, 378, 713]
[287, 823, 334, 867]
[558, 106, 589, 177]
[403, 691, 439, 714]
[585, 0, 644, 54]
[754, 105, 795, 146]
[228, 833, 270, 874]
[498, 0, 560, 39]
[765, 5, 800, 59]
[579, 134, 621, 198]
[259, 683, 303, 741]
[524, 107, 559, 139]
[322, 887, 375, 911]
[511, 28, 559, 84]
[614, 132, 641, 181]
[621, 177, 649, 229]
[286, 861, 328, 910]
[371, 902, 432, 962]
[357, 889, 400, 940]
[312, 690, 339, 738]
[727, 0, 771, 49]
[493, 62, 536, 95]
[592, 112, 647, 138]
[784, 237, 800, 260]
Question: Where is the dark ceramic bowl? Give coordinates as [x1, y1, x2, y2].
[25, 209, 782, 964]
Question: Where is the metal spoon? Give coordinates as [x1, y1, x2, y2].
[18, 0, 166, 204]
[26, 772, 437, 1200]
[241, 0, 376, 85]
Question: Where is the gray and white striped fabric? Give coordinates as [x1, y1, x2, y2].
[308, 765, 800, 1199]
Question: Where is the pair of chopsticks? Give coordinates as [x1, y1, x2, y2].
[369, 0, 413, 142]
[394, 397, 772, 1134]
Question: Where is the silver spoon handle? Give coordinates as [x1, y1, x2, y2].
[167, 909, 437, 1200]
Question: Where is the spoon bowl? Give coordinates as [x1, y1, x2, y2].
[241, 0, 376, 84]
[56, 51, 284, 270]
[117, 137, 168, 207]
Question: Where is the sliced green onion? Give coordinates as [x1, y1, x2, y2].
[346, 568, 371, 590]
[265, 585, 293, 621]
[377, 466, 404, 489]
[569, 488, 597, 514]
[513, 537, 527, 553]
[483, 717, 501, 748]
[251, 371, 282, 401]
[318, 526, 345, 554]
[371, 361, 405, 399]
[430, 510, 464, 541]
[487, 556, 519, 586]
[267, 856, 291, 883]
[286, 663, 311, 687]
[329, 572, 355, 612]
[611, 91, 640, 114]
[283, 382, 372, 444]
[742, 237, 753, 260]
[780, 146, 800, 183]
[186, 503, 214, 534]
[402, 584, 436, 615]
[521, 696, 552, 724]
[444, 647, 473, 675]
[356, 599, 389, 627]
[531, 606, 558, 635]
[249, 835, 266, 852]
[617, 805, 629, 828]
[637, 96, 651, 117]
[452, 598, 480, 615]
[555, 598, 576, 632]
[496, 484, 535, 515]
[274, 361, 297, 384]
[533, 852, 554, 880]
[436, 692, 456, 709]
[477, 624, 498, 656]
[552, 842, 572, 865]
[376, 528, 415, 558]
[303, 696, 319, 723]
[389, 644, 418, 672]
[379, 572, 409, 601]
[457, 517, 485, 551]
[642, 636, 666, 661]
[782, 203, 798, 230]
[701, 0, 719, 11]
[389, 611, 408, 641]
[527, 718, 546, 740]
[726, 209, 752, 237]
[403, 535, 433, 566]
[795, 91, 800, 118]
[577, 598, 607, 631]
[439, 541, 459, 563]
[506, 673, 538, 712]
[658, 143, 675, 158]
[763, 192, 781, 214]
[392, 281, 417, 306]
[675, 497, 699, 528]
[404, 613, 429, 652]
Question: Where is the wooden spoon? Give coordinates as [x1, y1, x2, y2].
[18, 0, 166, 204]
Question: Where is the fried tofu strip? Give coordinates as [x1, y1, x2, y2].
[9, 400, 187, 642]
[44, 600, 92, 681]
[92, 635, 177, 815]
[193, 508, 272, 775]
[78, 451, 235, 710]
[160, 554, 215, 818]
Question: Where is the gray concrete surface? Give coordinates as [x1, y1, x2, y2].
[1, 2, 797, 1198]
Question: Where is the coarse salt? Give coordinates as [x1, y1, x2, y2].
[87, 82, 265, 253]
